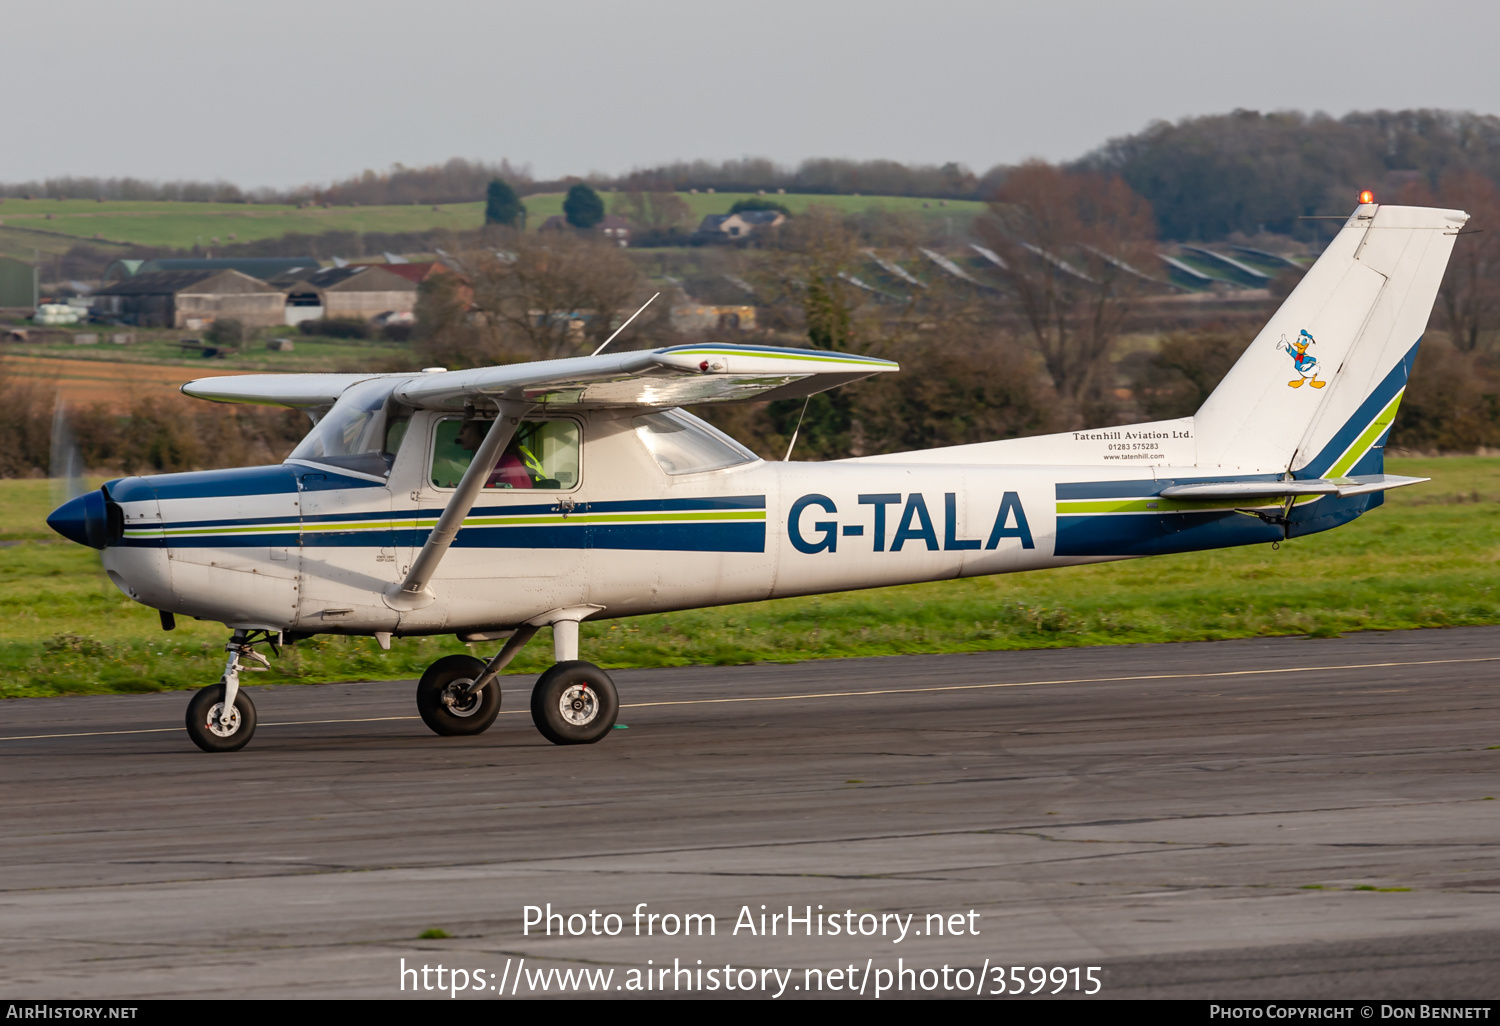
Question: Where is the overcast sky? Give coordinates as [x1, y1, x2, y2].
[5, 0, 1498, 189]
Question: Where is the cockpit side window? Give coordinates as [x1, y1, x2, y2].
[430, 417, 580, 490]
[633, 409, 758, 475]
[286, 378, 410, 478]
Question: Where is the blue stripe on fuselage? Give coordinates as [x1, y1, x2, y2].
[109, 461, 767, 553]
[1055, 511, 1281, 556]
[299, 522, 767, 552]
[107, 465, 298, 502]
[106, 464, 389, 504]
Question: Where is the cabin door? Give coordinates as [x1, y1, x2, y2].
[295, 468, 398, 629]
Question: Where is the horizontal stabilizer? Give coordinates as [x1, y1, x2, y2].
[1160, 474, 1428, 501]
[1160, 480, 1338, 500]
[1325, 473, 1429, 497]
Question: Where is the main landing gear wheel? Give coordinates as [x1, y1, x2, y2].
[186, 683, 258, 753]
[417, 654, 502, 736]
[530, 661, 618, 745]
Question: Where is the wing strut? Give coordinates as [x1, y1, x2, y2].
[385, 399, 534, 610]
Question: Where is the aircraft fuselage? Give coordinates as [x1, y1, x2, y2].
[99, 407, 1352, 638]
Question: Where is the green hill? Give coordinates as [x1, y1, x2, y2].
[0, 193, 985, 256]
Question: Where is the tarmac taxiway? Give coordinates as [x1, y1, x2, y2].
[2, 627, 1498, 998]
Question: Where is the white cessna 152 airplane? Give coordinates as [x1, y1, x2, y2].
[47, 197, 1467, 753]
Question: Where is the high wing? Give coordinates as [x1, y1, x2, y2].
[181, 342, 899, 614]
[180, 344, 899, 412]
[179, 372, 399, 409]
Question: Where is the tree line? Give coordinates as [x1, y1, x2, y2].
[0, 157, 996, 208]
[414, 160, 1500, 459]
[11, 107, 1500, 247]
[7, 155, 1500, 479]
[1079, 108, 1500, 240]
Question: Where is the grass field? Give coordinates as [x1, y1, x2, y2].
[0, 334, 417, 411]
[0, 198, 483, 251]
[2, 331, 414, 394]
[1, 456, 1496, 699]
[0, 193, 986, 254]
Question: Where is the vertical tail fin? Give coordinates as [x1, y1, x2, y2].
[1194, 202, 1468, 475]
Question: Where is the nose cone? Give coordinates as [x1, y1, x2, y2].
[47, 490, 110, 549]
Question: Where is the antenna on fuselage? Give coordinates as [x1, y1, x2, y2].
[591, 292, 660, 357]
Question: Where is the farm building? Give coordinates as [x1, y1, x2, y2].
[92, 269, 285, 328]
[537, 215, 632, 245]
[599, 215, 631, 246]
[102, 257, 318, 285]
[697, 211, 786, 239]
[670, 304, 758, 333]
[379, 261, 449, 285]
[267, 265, 417, 323]
[0, 256, 38, 309]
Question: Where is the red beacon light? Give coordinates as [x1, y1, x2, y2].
[1358, 189, 1376, 205]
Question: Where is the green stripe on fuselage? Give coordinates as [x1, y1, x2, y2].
[1326, 388, 1405, 478]
[131, 508, 767, 539]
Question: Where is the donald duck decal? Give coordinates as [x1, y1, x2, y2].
[1279, 329, 1326, 388]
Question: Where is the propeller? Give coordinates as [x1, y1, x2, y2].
[45, 397, 112, 551]
[49, 397, 86, 510]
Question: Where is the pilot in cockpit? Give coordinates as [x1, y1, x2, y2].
[457, 418, 541, 489]
[432, 417, 558, 490]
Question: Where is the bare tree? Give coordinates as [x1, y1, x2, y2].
[754, 206, 886, 352]
[976, 161, 1157, 422]
[1131, 328, 1253, 419]
[466, 230, 649, 360]
[1435, 172, 1500, 353]
[613, 189, 693, 235]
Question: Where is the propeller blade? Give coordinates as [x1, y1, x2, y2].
[50, 398, 86, 509]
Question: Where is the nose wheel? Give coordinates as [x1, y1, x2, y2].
[186, 682, 258, 752]
[185, 629, 274, 752]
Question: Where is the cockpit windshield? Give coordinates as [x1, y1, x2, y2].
[286, 378, 410, 478]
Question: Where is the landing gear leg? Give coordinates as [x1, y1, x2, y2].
[185, 629, 271, 753]
[530, 618, 618, 746]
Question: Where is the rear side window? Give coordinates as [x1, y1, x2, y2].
[430, 418, 580, 490]
[633, 409, 758, 475]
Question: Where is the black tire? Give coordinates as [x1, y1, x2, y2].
[530, 661, 618, 745]
[185, 682, 257, 753]
[416, 654, 501, 736]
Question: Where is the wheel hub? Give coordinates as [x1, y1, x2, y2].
[205, 702, 241, 738]
[441, 679, 483, 717]
[558, 683, 597, 726]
